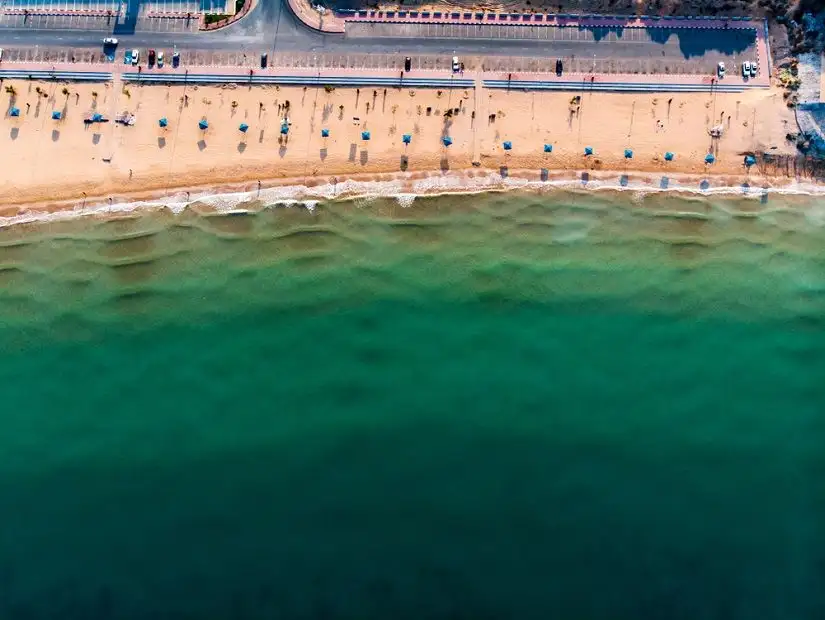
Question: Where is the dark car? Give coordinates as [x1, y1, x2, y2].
[404, 56, 411, 72]
[148, 49, 156, 67]
[556, 58, 563, 76]
[260, 53, 268, 69]
[172, 51, 180, 68]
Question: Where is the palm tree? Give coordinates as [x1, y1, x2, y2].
[61, 87, 69, 97]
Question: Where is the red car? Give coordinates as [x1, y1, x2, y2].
[148, 49, 156, 66]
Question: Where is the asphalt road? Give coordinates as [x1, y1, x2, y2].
[0, 0, 756, 62]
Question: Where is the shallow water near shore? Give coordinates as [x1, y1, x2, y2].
[1, 190, 824, 619]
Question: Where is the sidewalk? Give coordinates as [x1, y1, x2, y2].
[286, 0, 344, 33]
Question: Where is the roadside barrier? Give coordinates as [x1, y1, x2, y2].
[483, 79, 759, 92]
[122, 73, 474, 88]
[0, 69, 112, 81]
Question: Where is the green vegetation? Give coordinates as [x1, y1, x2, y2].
[778, 67, 801, 89]
[204, 12, 230, 25]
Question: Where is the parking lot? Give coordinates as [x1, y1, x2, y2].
[0, 11, 115, 29]
[0, 45, 109, 62]
[345, 23, 759, 71]
[154, 50, 744, 77]
[135, 12, 200, 33]
[0, 43, 764, 82]
[1, 0, 118, 9]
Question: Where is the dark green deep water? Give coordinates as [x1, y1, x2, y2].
[0, 191, 824, 619]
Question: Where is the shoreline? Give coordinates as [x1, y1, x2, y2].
[0, 80, 810, 227]
[3, 165, 824, 230]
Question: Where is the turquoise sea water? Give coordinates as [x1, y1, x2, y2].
[1, 190, 824, 619]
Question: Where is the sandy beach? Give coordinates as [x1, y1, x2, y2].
[0, 79, 800, 214]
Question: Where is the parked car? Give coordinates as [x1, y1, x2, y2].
[260, 52, 268, 69]
[750, 62, 758, 77]
[148, 49, 156, 66]
[172, 51, 180, 68]
[556, 58, 563, 76]
[102, 37, 118, 46]
[742, 61, 750, 77]
[131, 49, 139, 65]
[404, 56, 411, 72]
[452, 56, 460, 72]
[157, 51, 164, 67]
[717, 61, 726, 78]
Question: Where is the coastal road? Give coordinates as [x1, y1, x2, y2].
[0, 0, 758, 64]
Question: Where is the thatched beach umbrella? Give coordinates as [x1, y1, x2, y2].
[544, 144, 553, 153]
[664, 151, 675, 161]
[158, 117, 168, 128]
[584, 146, 593, 156]
[442, 136, 453, 147]
[361, 130, 371, 141]
[705, 153, 715, 164]
[624, 148, 633, 159]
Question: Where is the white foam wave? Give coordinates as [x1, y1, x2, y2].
[3, 169, 825, 229]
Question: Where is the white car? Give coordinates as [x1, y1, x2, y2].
[750, 62, 758, 77]
[103, 37, 118, 45]
[452, 56, 460, 72]
[157, 51, 164, 67]
[742, 61, 750, 77]
[131, 49, 139, 65]
[717, 61, 726, 78]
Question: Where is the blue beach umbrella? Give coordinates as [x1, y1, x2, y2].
[199, 119, 209, 130]
[158, 117, 168, 128]
[239, 123, 249, 133]
[584, 146, 593, 156]
[664, 151, 675, 161]
[744, 154, 756, 167]
[624, 148, 633, 159]
[543, 144, 553, 153]
[361, 130, 371, 141]
[92, 113, 104, 122]
[442, 136, 453, 146]
[280, 122, 289, 135]
[503, 141, 512, 151]
[402, 134, 412, 144]
[321, 128, 330, 138]
[9, 107, 20, 117]
[52, 111, 62, 120]
[705, 153, 716, 164]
